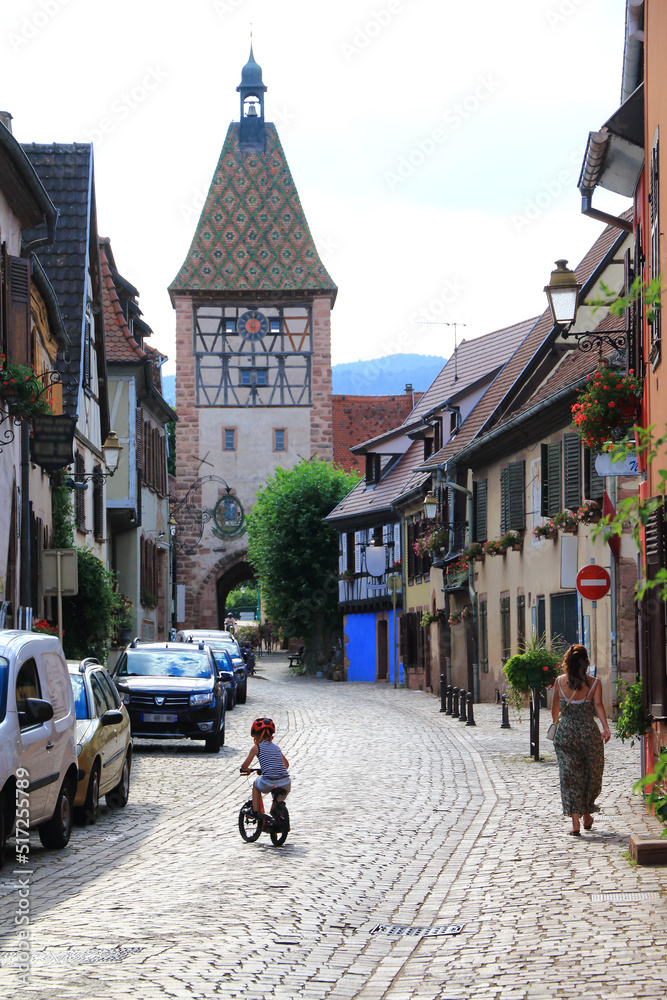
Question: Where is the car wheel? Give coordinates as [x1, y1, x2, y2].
[38, 777, 74, 849]
[77, 762, 100, 825]
[228, 690, 235, 711]
[105, 753, 131, 809]
[205, 717, 222, 753]
[237, 681, 247, 705]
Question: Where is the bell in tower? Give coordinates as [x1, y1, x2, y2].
[237, 45, 267, 151]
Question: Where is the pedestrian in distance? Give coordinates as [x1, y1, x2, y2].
[551, 644, 611, 835]
[239, 718, 291, 817]
[225, 612, 236, 635]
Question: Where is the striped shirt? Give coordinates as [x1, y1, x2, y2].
[257, 740, 288, 780]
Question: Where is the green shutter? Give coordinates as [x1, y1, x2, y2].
[584, 448, 605, 501]
[508, 461, 526, 530]
[500, 467, 509, 534]
[474, 479, 488, 542]
[563, 434, 582, 510]
[544, 442, 561, 517]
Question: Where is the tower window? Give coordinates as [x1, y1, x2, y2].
[274, 429, 287, 452]
[223, 428, 237, 451]
[240, 369, 268, 386]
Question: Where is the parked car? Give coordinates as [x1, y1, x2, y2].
[206, 646, 238, 710]
[110, 641, 226, 753]
[0, 631, 78, 861]
[67, 658, 132, 824]
[176, 630, 248, 704]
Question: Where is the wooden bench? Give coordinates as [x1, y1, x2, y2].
[288, 645, 304, 668]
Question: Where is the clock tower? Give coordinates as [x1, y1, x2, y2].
[169, 47, 337, 628]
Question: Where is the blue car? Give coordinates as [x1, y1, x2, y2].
[208, 646, 238, 710]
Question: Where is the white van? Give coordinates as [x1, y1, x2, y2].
[0, 631, 78, 862]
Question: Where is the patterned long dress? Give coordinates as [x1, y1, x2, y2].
[553, 678, 605, 816]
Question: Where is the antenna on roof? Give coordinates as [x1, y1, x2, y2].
[413, 321, 469, 381]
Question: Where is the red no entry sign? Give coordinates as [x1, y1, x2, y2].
[576, 565, 611, 600]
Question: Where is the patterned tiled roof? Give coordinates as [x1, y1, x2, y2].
[333, 393, 421, 475]
[417, 219, 630, 471]
[169, 123, 337, 299]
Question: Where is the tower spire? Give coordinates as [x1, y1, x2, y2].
[237, 44, 267, 150]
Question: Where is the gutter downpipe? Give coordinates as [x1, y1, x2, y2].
[438, 460, 478, 702]
[390, 501, 407, 689]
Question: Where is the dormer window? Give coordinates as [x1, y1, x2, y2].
[365, 453, 381, 486]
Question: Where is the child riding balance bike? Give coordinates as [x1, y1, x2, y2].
[238, 717, 291, 846]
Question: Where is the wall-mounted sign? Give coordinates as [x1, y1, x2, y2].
[594, 453, 639, 477]
[31, 415, 76, 472]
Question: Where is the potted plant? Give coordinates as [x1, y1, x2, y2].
[421, 610, 435, 628]
[615, 677, 650, 746]
[0, 354, 52, 421]
[143, 592, 157, 610]
[502, 634, 562, 693]
[552, 509, 578, 533]
[339, 569, 354, 582]
[448, 610, 463, 627]
[465, 541, 485, 562]
[483, 538, 505, 557]
[577, 499, 602, 525]
[533, 520, 558, 541]
[32, 618, 58, 637]
[500, 530, 523, 551]
[571, 363, 643, 450]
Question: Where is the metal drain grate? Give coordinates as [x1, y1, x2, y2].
[591, 891, 663, 902]
[371, 923, 463, 938]
[0, 947, 143, 967]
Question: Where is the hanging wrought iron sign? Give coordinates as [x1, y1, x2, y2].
[30, 414, 77, 472]
[170, 476, 245, 554]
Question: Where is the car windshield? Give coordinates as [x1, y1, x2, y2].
[117, 651, 213, 678]
[69, 673, 90, 720]
[0, 656, 8, 724]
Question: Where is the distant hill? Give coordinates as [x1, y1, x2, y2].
[160, 354, 447, 408]
[332, 354, 446, 396]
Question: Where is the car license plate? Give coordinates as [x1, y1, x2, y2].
[141, 713, 178, 723]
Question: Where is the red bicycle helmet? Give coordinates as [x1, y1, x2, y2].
[251, 717, 275, 740]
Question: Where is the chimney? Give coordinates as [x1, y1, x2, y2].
[0, 111, 13, 133]
[405, 383, 413, 394]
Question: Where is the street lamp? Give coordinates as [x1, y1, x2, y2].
[65, 430, 123, 489]
[423, 490, 438, 520]
[544, 259, 627, 353]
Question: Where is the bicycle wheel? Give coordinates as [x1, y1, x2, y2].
[269, 804, 290, 846]
[238, 801, 263, 842]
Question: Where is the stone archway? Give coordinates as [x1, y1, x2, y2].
[216, 560, 256, 626]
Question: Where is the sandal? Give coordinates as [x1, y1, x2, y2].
[568, 828, 581, 836]
[583, 814, 593, 830]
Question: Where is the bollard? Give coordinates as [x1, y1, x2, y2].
[446, 685, 453, 715]
[439, 674, 446, 713]
[466, 691, 476, 726]
[452, 687, 459, 717]
[501, 693, 511, 729]
[459, 688, 467, 722]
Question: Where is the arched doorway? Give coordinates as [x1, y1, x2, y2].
[215, 560, 256, 627]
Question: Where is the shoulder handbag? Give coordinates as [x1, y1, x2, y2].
[546, 722, 557, 741]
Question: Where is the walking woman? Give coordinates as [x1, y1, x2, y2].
[552, 644, 611, 835]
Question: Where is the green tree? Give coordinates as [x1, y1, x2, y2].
[62, 549, 119, 664]
[246, 458, 359, 674]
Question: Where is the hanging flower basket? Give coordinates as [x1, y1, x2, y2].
[413, 525, 448, 558]
[571, 363, 643, 450]
[576, 499, 602, 525]
[0, 354, 52, 421]
[448, 606, 472, 627]
[483, 538, 506, 557]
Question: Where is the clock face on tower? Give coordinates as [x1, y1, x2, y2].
[237, 310, 269, 341]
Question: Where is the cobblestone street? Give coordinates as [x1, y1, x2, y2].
[1, 653, 667, 1000]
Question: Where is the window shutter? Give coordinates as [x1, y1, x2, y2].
[93, 464, 104, 541]
[508, 461, 525, 530]
[542, 442, 561, 517]
[644, 499, 667, 716]
[83, 317, 92, 387]
[75, 452, 85, 529]
[500, 467, 509, 534]
[407, 519, 416, 579]
[563, 434, 581, 510]
[649, 128, 661, 368]
[5, 255, 31, 367]
[136, 409, 143, 472]
[584, 448, 605, 501]
[474, 479, 488, 542]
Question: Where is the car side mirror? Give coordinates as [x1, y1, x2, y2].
[101, 709, 124, 726]
[24, 698, 54, 725]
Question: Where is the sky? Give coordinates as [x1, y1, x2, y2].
[2, 0, 631, 375]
